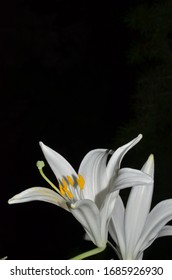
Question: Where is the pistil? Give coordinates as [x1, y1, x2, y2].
[36, 161, 84, 201]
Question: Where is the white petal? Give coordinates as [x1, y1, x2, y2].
[78, 149, 109, 201]
[69, 199, 105, 247]
[124, 155, 154, 258]
[112, 168, 153, 191]
[106, 134, 142, 179]
[136, 252, 144, 260]
[8, 187, 69, 211]
[135, 199, 172, 254]
[109, 195, 126, 258]
[141, 154, 154, 177]
[39, 142, 77, 180]
[158, 225, 172, 237]
[100, 191, 119, 243]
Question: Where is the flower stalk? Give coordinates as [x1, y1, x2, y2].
[70, 246, 106, 260]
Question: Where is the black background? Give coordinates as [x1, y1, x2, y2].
[1, 0, 172, 259]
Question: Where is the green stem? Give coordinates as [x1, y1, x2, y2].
[70, 246, 106, 260]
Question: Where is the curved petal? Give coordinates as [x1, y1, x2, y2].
[112, 168, 153, 191]
[39, 142, 77, 180]
[100, 191, 119, 243]
[8, 187, 68, 211]
[136, 252, 144, 260]
[124, 154, 154, 258]
[78, 149, 109, 201]
[108, 195, 126, 259]
[106, 134, 142, 179]
[158, 225, 172, 237]
[134, 225, 172, 259]
[69, 199, 105, 247]
[135, 199, 172, 254]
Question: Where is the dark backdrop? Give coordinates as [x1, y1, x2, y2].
[1, 0, 172, 259]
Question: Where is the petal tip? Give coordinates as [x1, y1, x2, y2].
[149, 154, 154, 160]
[8, 198, 14, 204]
[39, 141, 44, 148]
[138, 133, 143, 139]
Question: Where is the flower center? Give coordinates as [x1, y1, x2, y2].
[36, 161, 85, 200]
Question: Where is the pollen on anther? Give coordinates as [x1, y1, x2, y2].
[66, 189, 74, 199]
[67, 175, 74, 186]
[77, 174, 85, 189]
[62, 178, 68, 189]
[59, 184, 65, 196]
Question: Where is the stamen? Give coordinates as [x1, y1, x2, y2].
[67, 175, 74, 186]
[63, 183, 74, 199]
[62, 178, 68, 189]
[59, 184, 65, 196]
[65, 189, 74, 199]
[36, 161, 61, 195]
[58, 178, 74, 199]
[77, 174, 85, 189]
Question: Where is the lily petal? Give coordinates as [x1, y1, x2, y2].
[8, 187, 69, 211]
[112, 168, 152, 191]
[39, 142, 77, 180]
[136, 199, 172, 254]
[106, 134, 142, 179]
[158, 225, 172, 237]
[124, 154, 154, 258]
[69, 199, 104, 247]
[100, 191, 119, 243]
[78, 149, 109, 201]
[109, 195, 125, 258]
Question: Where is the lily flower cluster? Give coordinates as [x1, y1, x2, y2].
[8, 134, 172, 259]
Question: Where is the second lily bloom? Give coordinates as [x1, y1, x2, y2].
[109, 154, 172, 259]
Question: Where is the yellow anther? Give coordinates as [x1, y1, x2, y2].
[59, 184, 65, 196]
[63, 184, 74, 199]
[65, 189, 74, 199]
[77, 174, 85, 189]
[62, 178, 68, 189]
[59, 180, 74, 199]
[67, 175, 74, 186]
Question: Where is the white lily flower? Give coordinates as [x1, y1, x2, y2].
[109, 154, 172, 259]
[8, 134, 152, 249]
